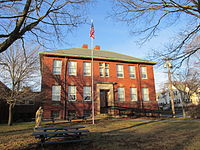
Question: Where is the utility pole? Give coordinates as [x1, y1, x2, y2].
[164, 58, 175, 118]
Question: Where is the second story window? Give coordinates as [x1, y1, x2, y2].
[68, 86, 76, 101]
[118, 87, 125, 101]
[99, 63, 109, 77]
[83, 86, 91, 101]
[52, 85, 61, 101]
[68, 61, 77, 76]
[53, 60, 62, 75]
[141, 66, 147, 79]
[83, 62, 91, 76]
[116, 64, 124, 78]
[129, 65, 136, 78]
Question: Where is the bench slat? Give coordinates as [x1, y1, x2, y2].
[32, 130, 89, 136]
[36, 126, 85, 131]
[30, 139, 90, 145]
[35, 134, 87, 138]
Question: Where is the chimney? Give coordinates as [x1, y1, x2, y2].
[94, 45, 100, 50]
[82, 44, 88, 49]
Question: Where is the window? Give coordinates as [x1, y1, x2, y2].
[68, 110, 76, 118]
[84, 110, 91, 117]
[83, 62, 91, 76]
[142, 88, 149, 101]
[68, 86, 76, 101]
[83, 86, 91, 101]
[99, 63, 109, 77]
[116, 64, 124, 78]
[129, 66, 136, 78]
[53, 60, 62, 75]
[118, 87, 125, 101]
[130, 88, 137, 101]
[52, 86, 61, 101]
[51, 110, 60, 119]
[68, 61, 77, 76]
[141, 66, 147, 79]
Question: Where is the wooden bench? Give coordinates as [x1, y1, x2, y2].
[31, 126, 90, 146]
[36, 126, 85, 131]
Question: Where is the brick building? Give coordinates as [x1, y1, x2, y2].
[40, 44, 158, 119]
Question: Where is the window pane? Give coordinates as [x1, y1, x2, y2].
[117, 65, 124, 78]
[83, 86, 91, 101]
[68, 61, 77, 76]
[51, 110, 60, 118]
[118, 87, 125, 101]
[141, 66, 147, 79]
[53, 60, 62, 75]
[68, 86, 76, 101]
[129, 66, 136, 78]
[84, 62, 91, 76]
[142, 88, 149, 101]
[105, 68, 109, 77]
[100, 67, 104, 77]
[130, 88, 137, 101]
[52, 86, 61, 101]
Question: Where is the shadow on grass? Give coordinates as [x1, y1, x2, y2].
[107, 120, 159, 133]
[3, 119, 200, 150]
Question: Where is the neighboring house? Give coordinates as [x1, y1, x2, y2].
[0, 81, 41, 123]
[40, 44, 158, 119]
[157, 83, 200, 109]
[0, 81, 10, 123]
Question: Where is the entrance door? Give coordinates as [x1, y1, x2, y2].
[100, 90, 109, 113]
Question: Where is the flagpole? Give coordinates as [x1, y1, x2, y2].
[90, 20, 95, 125]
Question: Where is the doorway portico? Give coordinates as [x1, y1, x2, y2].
[96, 82, 115, 115]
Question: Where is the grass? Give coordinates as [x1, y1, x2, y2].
[0, 118, 200, 150]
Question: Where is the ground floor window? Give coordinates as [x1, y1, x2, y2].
[51, 110, 60, 119]
[142, 88, 149, 101]
[68, 110, 76, 118]
[130, 87, 138, 101]
[52, 85, 61, 101]
[84, 110, 91, 117]
[118, 87, 125, 101]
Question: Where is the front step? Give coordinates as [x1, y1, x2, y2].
[95, 114, 110, 119]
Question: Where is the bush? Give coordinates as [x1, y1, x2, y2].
[187, 104, 200, 119]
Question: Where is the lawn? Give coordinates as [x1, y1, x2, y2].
[0, 119, 200, 150]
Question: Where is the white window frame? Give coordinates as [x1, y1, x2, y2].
[68, 61, 77, 76]
[99, 63, 109, 77]
[83, 86, 91, 101]
[142, 88, 149, 101]
[53, 60, 62, 75]
[130, 87, 138, 101]
[118, 87, 125, 101]
[52, 86, 61, 101]
[141, 66, 147, 79]
[83, 62, 91, 76]
[68, 86, 76, 101]
[117, 64, 124, 78]
[129, 65, 136, 78]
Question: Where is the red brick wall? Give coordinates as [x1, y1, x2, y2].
[40, 54, 158, 119]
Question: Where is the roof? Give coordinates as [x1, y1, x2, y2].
[39, 48, 156, 64]
[0, 81, 10, 99]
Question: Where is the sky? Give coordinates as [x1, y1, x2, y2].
[50, 0, 180, 92]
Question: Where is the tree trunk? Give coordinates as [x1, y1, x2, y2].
[8, 104, 13, 126]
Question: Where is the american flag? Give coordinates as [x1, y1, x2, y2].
[90, 23, 95, 39]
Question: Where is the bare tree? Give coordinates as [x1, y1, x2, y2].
[112, 0, 200, 66]
[0, 0, 91, 53]
[173, 68, 200, 117]
[0, 42, 40, 125]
